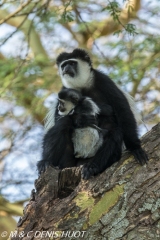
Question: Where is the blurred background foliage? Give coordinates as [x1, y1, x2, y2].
[0, 0, 159, 234]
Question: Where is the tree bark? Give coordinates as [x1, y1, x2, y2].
[11, 123, 160, 240]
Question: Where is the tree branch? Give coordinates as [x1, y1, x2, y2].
[0, 8, 48, 59]
[77, 0, 141, 45]
[0, 0, 32, 25]
[131, 51, 160, 96]
[11, 123, 160, 240]
[95, 0, 141, 38]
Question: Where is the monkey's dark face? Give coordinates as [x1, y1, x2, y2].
[58, 89, 82, 116]
[58, 98, 75, 116]
[61, 60, 77, 78]
[56, 49, 93, 89]
[58, 99, 65, 113]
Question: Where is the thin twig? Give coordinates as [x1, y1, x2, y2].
[0, 0, 33, 25]
[0, 14, 29, 47]
[78, 12, 107, 60]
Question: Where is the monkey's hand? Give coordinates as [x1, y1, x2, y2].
[73, 114, 97, 128]
[81, 162, 99, 180]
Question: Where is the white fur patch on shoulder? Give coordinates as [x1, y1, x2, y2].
[44, 96, 58, 132]
[84, 97, 100, 115]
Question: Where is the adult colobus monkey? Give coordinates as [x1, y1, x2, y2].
[38, 49, 148, 179]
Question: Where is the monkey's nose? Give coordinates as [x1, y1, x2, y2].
[63, 65, 73, 75]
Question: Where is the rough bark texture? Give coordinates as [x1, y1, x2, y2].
[12, 123, 160, 240]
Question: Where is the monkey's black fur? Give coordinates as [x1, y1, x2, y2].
[38, 88, 112, 173]
[58, 88, 100, 128]
[38, 49, 148, 179]
[38, 92, 122, 177]
[56, 49, 92, 66]
[37, 116, 75, 173]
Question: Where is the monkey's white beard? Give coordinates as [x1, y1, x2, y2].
[59, 59, 94, 90]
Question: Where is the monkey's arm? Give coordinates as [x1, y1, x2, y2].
[72, 113, 98, 128]
[71, 98, 113, 129]
[98, 77, 148, 166]
[81, 109, 123, 179]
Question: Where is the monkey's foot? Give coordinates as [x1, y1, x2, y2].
[37, 159, 52, 175]
[81, 162, 99, 180]
[132, 148, 148, 165]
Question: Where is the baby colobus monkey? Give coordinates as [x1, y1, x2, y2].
[37, 88, 113, 174]
[58, 88, 103, 158]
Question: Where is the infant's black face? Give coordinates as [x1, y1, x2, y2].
[58, 89, 82, 116]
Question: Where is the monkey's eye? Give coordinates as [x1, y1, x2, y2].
[70, 61, 76, 66]
[61, 60, 77, 70]
[61, 63, 67, 69]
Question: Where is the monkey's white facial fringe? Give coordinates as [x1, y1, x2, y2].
[59, 59, 94, 90]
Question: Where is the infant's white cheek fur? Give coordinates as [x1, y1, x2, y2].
[72, 127, 103, 158]
[58, 110, 69, 116]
